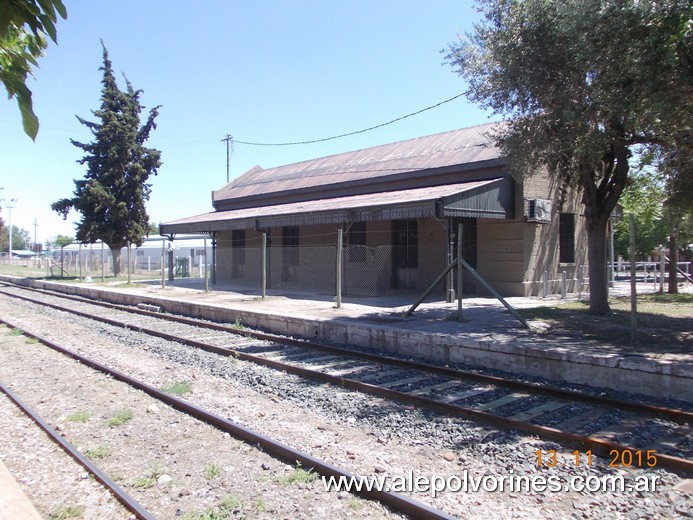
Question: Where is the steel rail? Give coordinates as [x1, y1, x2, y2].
[1, 284, 690, 426]
[0, 380, 155, 520]
[1, 293, 691, 476]
[0, 317, 456, 520]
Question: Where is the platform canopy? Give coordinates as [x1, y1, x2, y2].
[160, 176, 515, 235]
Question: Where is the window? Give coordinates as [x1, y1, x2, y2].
[347, 222, 366, 263]
[232, 229, 246, 265]
[559, 213, 575, 263]
[282, 226, 299, 266]
[392, 220, 418, 268]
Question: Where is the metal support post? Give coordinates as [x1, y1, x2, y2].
[629, 215, 637, 345]
[336, 228, 343, 308]
[446, 223, 455, 303]
[261, 232, 267, 300]
[204, 237, 209, 292]
[456, 223, 463, 321]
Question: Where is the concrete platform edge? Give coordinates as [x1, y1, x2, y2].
[3, 276, 691, 402]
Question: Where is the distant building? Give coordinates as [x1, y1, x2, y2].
[161, 122, 587, 297]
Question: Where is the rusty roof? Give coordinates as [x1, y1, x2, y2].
[212, 122, 504, 206]
[161, 178, 510, 234]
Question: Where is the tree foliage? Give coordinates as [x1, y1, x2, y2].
[52, 44, 162, 275]
[53, 234, 73, 249]
[613, 170, 667, 260]
[446, 0, 692, 314]
[0, 0, 67, 139]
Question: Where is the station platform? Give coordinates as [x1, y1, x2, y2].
[0, 460, 42, 520]
[2, 275, 691, 403]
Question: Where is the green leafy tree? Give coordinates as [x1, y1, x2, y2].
[52, 44, 162, 276]
[613, 170, 667, 260]
[0, 0, 67, 139]
[1, 224, 30, 251]
[53, 234, 72, 249]
[446, 0, 692, 314]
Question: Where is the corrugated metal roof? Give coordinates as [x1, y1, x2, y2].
[161, 177, 513, 234]
[213, 122, 504, 205]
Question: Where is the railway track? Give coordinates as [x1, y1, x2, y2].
[0, 315, 453, 520]
[1, 282, 691, 477]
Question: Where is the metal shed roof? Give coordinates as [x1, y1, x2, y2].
[212, 122, 505, 209]
[160, 177, 514, 235]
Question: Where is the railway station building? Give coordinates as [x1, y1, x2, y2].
[160, 122, 587, 299]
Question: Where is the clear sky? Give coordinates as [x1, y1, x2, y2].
[0, 0, 496, 246]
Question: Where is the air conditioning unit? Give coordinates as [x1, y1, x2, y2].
[526, 199, 552, 223]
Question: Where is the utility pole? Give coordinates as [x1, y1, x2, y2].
[6, 198, 16, 264]
[221, 134, 233, 183]
[33, 218, 38, 253]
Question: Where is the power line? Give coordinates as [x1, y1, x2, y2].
[232, 93, 466, 147]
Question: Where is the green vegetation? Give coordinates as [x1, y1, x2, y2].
[9, 328, 23, 336]
[204, 463, 221, 480]
[254, 497, 267, 513]
[48, 503, 84, 520]
[519, 293, 692, 348]
[107, 409, 134, 427]
[130, 475, 155, 490]
[51, 44, 161, 277]
[65, 411, 90, 423]
[182, 495, 244, 520]
[160, 381, 192, 396]
[446, 0, 690, 314]
[84, 446, 110, 460]
[276, 464, 318, 485]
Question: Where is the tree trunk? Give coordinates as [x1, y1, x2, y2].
[587, 216, 610, 315]
[667, 217, 679, 294]
[110, 246, 122, 276]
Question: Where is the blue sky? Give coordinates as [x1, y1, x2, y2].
[0, 0, 496, 245]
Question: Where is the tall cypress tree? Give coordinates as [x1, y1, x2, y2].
[53, 43, 161, 275]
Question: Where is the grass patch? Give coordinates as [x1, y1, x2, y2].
[25, 337, 39, 344]
[84, 446, 110, 460]
[254, 497, 267, 513]
[130, 475, 155, 490]
[160, 381, 192, 396]
[518, 292, 692, 351]
[107, 409, 134, 427]
[182, 496, 244, 520]
[276, 464, 318, 485]
[65, 411, 91, 423]
[231, 318, 244, 330]
[205, 463, 221, 480]
[48, 504, 84, 519]
[9, 328, 24, 336]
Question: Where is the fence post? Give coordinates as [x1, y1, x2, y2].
[161, 239, 165, 289]
[336, 228, 343, 308]
[659, 249, 665, 294]
[127, 243, 132, 284]
[457, 222, 463, 321]
[204, 237, 209, 292]
[561, 271, 567, 299]
[261, 232, 267, 300]
[542, 271, 548, 298]
[629, 215, 637, 345]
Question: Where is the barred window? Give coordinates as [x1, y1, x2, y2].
[347, 222, 366, 263]
[232, 229, 246, 265]
[559, 213, 575, 263]
[282, 226, 299, 266]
